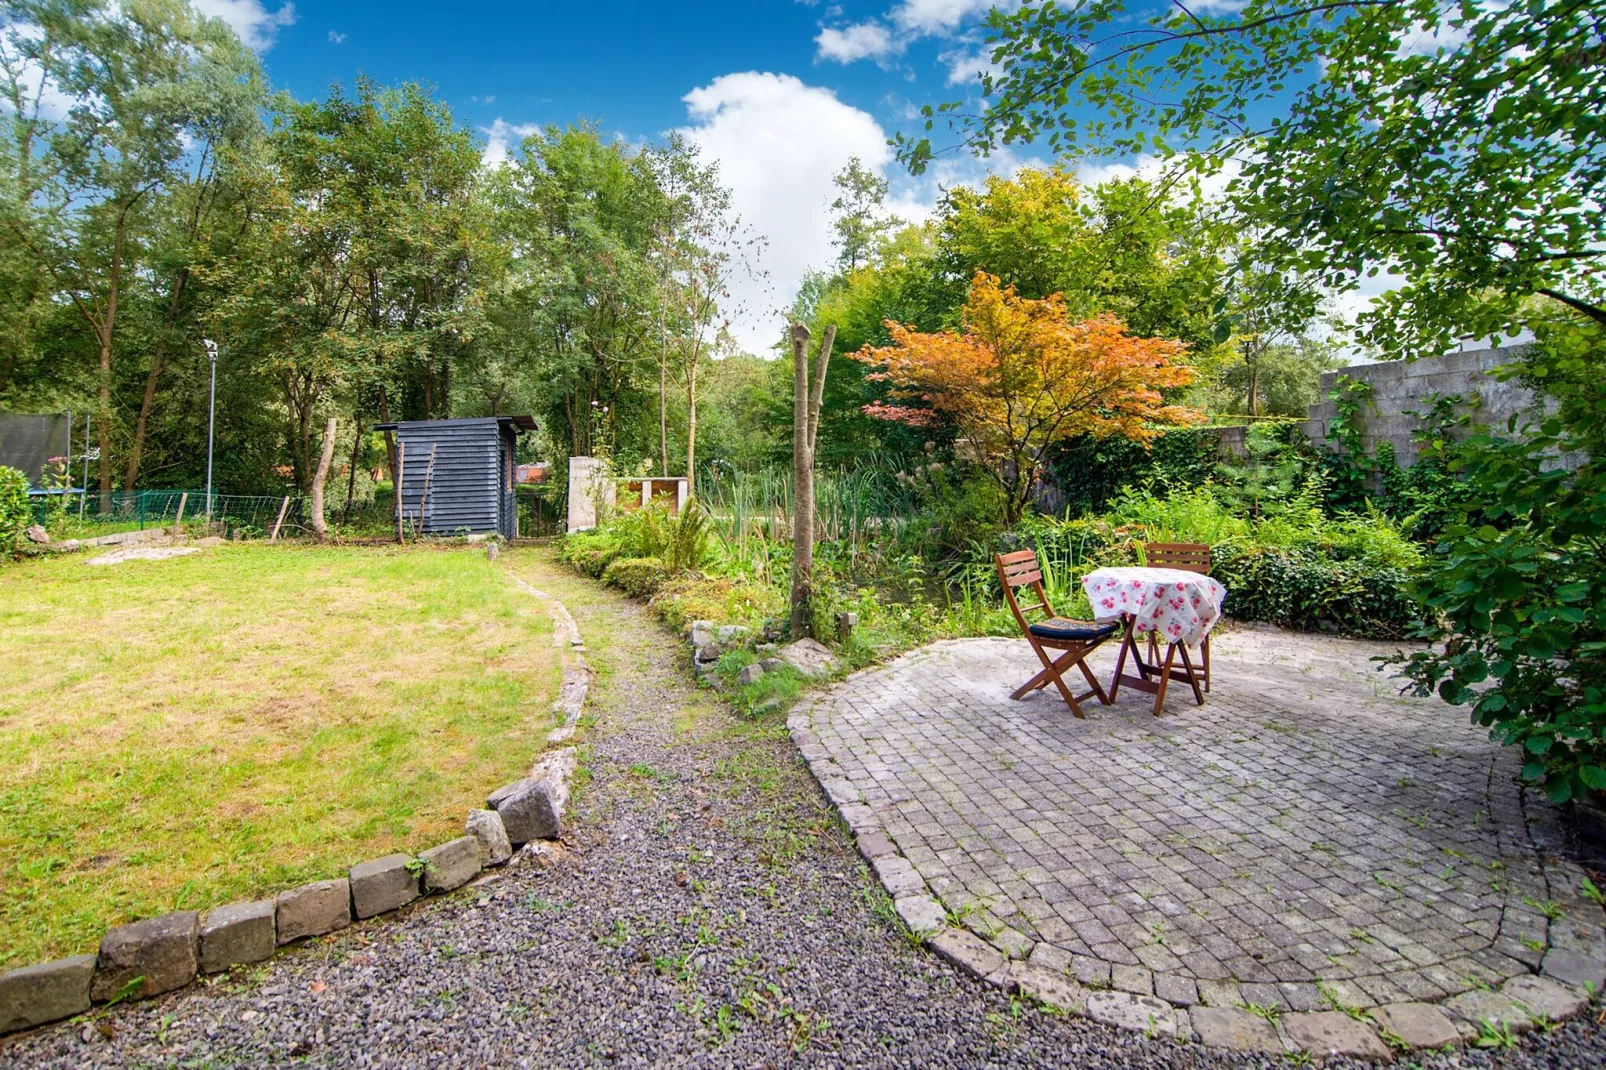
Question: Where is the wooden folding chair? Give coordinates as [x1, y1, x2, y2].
[1144, 542, 1212, 693]
[995, 549, 1119, 718]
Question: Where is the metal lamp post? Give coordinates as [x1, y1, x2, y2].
[204, 339, 218, 524]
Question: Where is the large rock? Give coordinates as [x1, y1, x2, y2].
[777, 638, 840, 678]
[488, 747, 576, 844]
[276, 879, 351, 944]
[419, 837, 481, 893]
[736, 663, 765, 686]
[349, 854, 421, 919]
[689, 620, 717, 649]
[199, 900, 276, 973]
[465, 808, 513, 866]
[24, 524, 48, 545]
[91, 911, 199, 1002]
[0, 954, 94, 1034]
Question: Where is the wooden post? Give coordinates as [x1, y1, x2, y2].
[788, 322, 836, 639]
[394, 441, 406, 544]
[171, 492, 187, 537]
[269, 496, 290, 541]
[415, 443, 438, 539]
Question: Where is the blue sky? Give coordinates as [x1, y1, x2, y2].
[200, 0, 1045, 352]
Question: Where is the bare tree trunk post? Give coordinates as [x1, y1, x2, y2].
[394, 441, 406, 544]
[310, 416, 337, 542]
[684, 357, 698, 488]
[660, 356, 669, 476]
[788, 322, 836, 639]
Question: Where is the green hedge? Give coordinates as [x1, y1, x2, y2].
[602, 556, 668, 597]
[1212, 543, 1426, 640]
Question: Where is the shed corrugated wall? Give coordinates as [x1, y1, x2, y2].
[395, 419, 502, 536]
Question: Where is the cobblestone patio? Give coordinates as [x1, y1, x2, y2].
[792, 628, 1606, 1031]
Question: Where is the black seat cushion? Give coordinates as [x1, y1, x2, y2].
[1028, 618, 1119, 643]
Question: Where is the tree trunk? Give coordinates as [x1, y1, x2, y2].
[343, 413, 364, 519]
[123, 268, 190, 490]
[660, 356, 669, 476]
[378, 385, 397, 487]
[310, 416, 337, 541]
[684, 355, 698, 484]
[788, 322, 836, 640]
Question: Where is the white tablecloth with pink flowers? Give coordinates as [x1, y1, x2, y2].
[1081, 567, 1227, 647]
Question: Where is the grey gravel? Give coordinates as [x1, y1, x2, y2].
[5, 551, 1605, 1069]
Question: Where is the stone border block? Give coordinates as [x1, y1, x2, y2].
[1086, 991, 1179, 1037]
[420, 837, 481, 894]
[276, 879, 351, 944]
[465, 808, 513, 866]
[894, 895, 945, 937]
[199, 900, 275, 973]
[1189, 1006, 1283, 1053]
[929, 927, 1006, 981]
[1502, 974, 1587, 1022]
[349, 854, 421, 919]
[1282, 1010, 1392, 1060]
[91, 911, 199, 1002]
[1371, 1002, 1462, 1050]
[0, 954, 94, 1034]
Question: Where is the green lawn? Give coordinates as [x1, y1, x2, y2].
[0, 544, 560, 966]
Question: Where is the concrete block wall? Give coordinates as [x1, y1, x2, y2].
[1301, 345, 1553, 467]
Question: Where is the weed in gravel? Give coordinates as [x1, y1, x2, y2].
[1239, 1000, 1281, 1024]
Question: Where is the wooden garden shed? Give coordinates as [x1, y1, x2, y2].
[375, 416, 536, 540]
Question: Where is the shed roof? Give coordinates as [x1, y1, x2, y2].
[373, 415, 537, 433]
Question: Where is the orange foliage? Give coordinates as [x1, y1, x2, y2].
[853, 272, 1202, 515]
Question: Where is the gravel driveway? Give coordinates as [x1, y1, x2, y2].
[3, 552, 1603, 1068]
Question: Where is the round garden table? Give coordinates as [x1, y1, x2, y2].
[1080, 565, 1228, 715]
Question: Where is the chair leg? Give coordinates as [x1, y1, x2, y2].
[1015, 639, 1087, 718]
[1202, 636, 1210, 693]
[1013, 647, 1081, 699]
[1076, 654, 1110, 705]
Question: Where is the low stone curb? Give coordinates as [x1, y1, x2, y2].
[0, 579, 588, 1039]
[786, 682, 1606, 1062]
[506, 574, 592, 743]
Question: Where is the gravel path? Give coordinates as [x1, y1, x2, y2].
[4, 550, 1604, 1068]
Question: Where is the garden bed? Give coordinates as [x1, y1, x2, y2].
[0, 543, 560, 967]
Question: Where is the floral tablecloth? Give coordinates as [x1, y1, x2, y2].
[1081, 566, 1227, 647]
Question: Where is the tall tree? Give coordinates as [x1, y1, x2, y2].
[790, 321, 835, 639]
[3, 0, 262, 504]
[854, 272, 1201, 523]
[829, 156, 899, 273]
[900, 0, 1605, 356]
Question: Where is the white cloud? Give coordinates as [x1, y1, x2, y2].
[327, 29, 345, 44]
[471, 94, 497, 105]
[1187, 0, 1247, 14]
[940, 44, 1000, 86]
[889, 0, 1003, 34]
[814, 20, 901, 63]
[480, 118, 541, 168]
[676, 73, 901, 355]
[189, 0, 295, 51]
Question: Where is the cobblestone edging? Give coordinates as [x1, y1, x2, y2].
[788, 636, 1606, 1061]
[0, 569, 588, 1039]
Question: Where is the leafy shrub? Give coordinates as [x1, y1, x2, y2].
[1213, 543, 1425, 639]
[602, 556, 668, 597]
[1390, 325, 1606, 802]
[639, 502, 711, 572]
[0, 466, 29, 555]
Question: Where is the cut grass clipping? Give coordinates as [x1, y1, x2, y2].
[0, 544, 560, 966]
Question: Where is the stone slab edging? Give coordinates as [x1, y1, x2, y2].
[0, 573, 589, 1039]
[786, 648, 1606, 1062]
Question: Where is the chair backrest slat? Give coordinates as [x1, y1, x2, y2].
[995, 549, 1053, 630]
[1146, 541, 1211, 574]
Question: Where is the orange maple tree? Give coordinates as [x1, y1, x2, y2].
[853, 271, 1202, 521]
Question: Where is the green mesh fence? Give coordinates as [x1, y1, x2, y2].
[29, 489, 309, 539]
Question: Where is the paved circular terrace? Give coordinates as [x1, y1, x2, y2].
[793, 628, 1606, 1015]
